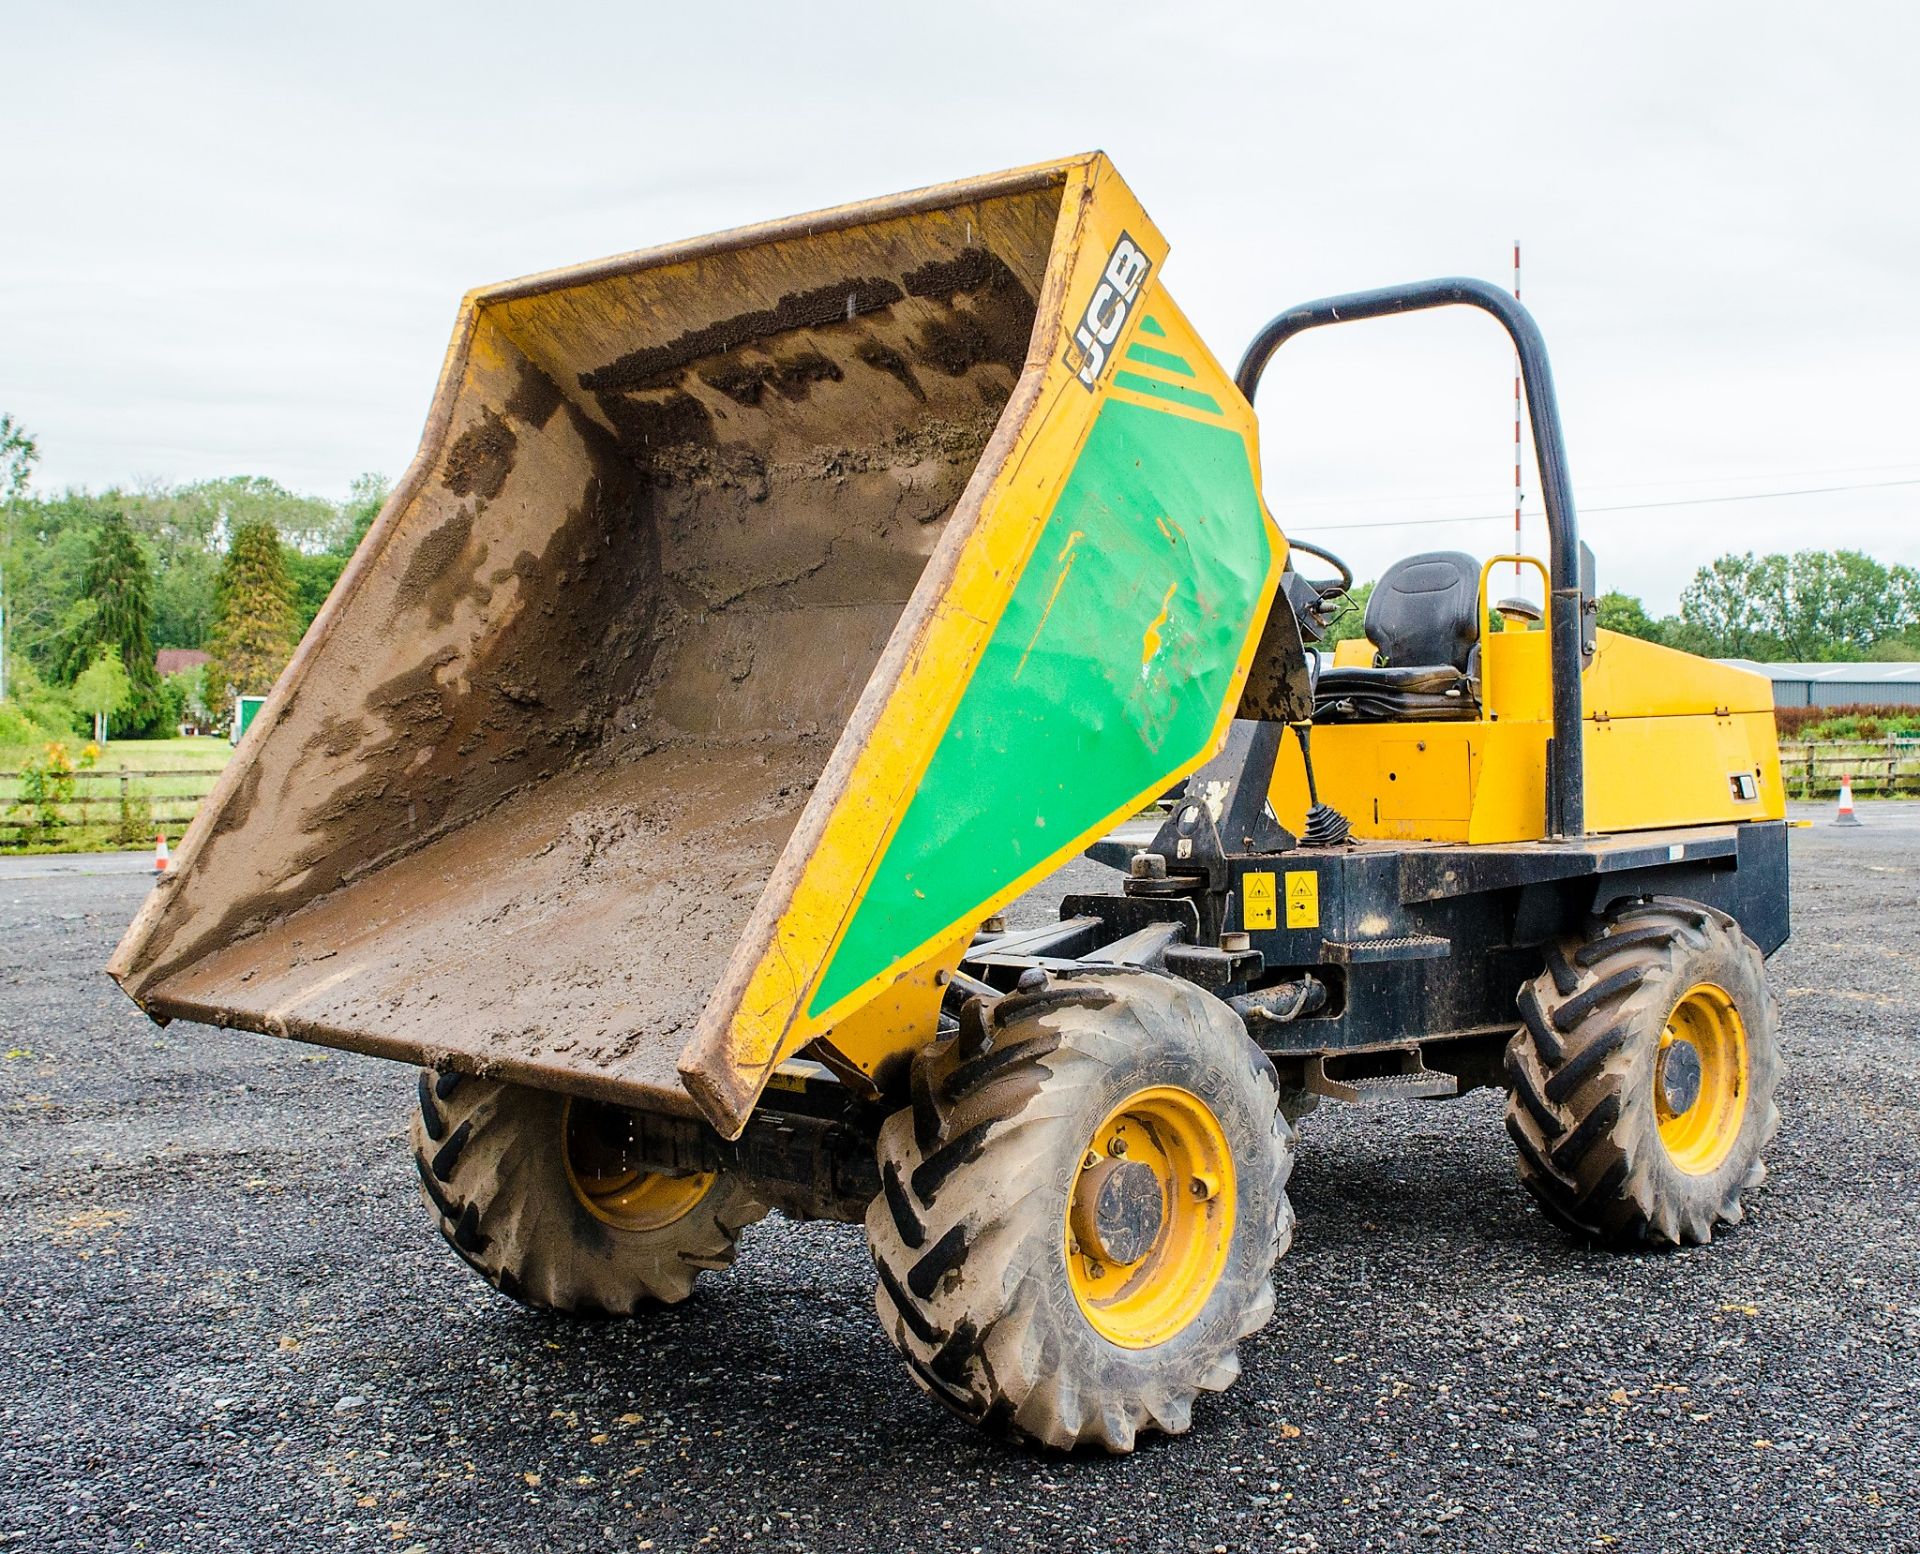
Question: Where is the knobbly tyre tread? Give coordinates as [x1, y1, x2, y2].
[865, 969, 1294, 1454]
[1504, 897, 1783, 1248]
[409, 1073, 766, 1314]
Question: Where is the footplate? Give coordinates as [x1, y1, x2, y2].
[1303, 1050, 1459, 1103]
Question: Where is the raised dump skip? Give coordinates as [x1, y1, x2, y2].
[111, 155, 1284, 1135]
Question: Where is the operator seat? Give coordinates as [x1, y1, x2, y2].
[1313, 551, 1481, 722]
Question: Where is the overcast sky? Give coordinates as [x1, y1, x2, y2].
[5, 1, 1915, 611]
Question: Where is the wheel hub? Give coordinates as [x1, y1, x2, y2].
[563, 1098, 713, 1232]
[1065, 1086, 1235, 1349]
[1655, 983, 1750, 1175]
[1657, 1040, 1704, 1115]
[1070, 1157, 1164, 1266]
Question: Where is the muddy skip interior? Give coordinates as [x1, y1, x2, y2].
[112, 178, 1067, 1111]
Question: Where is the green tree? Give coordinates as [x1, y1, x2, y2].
[1, 413, 42, 707]
[1766, 551, 1903, 659]
[1595, 591, 1664, 643]
[125, 476, 321, 648]
[1318, 580, 1375, 651]
[1678, 549, 1920, 660]
[126, 484, 222, 650]
[60, 507, 166, 735]
[4, 490, 122, 681]
[175, 474, 342, 553]
[2, 658, 80, 739]
[336, 472, 390, 554]
[206, 518, 298, 701]
[1678, 554, 1787, 659]
[0, 413, 36, 501]
[1655, 614, 1721, 657]
[73, 643, 133, 742]
[288, 549, 348, 632]
[166, 663, 211, 725]
[287, 471, 390, 631]
[1, 467, 391, 702]
[79, 475, 371, 649]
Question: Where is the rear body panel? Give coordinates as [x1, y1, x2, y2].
[1272, 630, 1786, 843]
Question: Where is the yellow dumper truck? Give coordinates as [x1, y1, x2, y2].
[110, 154, 1787, 1453]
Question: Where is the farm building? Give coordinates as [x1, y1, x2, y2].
[1720, 659, 1920, 708]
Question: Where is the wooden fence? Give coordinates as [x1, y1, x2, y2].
[2, 737, 1914, 849]
[0, 767, 222, 846]
[1777, 739, 1920, 798]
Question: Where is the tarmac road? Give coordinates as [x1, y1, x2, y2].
[2, 806, 1916, 1552]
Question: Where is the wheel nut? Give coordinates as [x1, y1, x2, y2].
[1108, 1135, 1128, 1157]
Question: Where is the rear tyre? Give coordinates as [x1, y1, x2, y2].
[866, 970, 1293, 1453]
[411, 1073, 766, 1313]
[1504, 897, 1782, 1248]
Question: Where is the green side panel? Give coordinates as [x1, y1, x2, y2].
[809, 398, 1271, 1015]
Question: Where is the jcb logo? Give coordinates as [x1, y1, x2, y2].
[1066, 233, 1151, 390]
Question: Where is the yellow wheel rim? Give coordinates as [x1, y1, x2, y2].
[1655, 983, 1750, 1175]
[562, 1098, 714, 1232]
[1065, 1085, 1235, 1349]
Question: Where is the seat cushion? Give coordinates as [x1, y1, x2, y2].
[1313, 664, 1477, 723]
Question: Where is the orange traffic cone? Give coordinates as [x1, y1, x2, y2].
[154, 831, 171, 871]
[1832, 774, 1862, 827]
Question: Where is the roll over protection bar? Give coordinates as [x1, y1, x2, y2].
[1235, 278, 1588, 838]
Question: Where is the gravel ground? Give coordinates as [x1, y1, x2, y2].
[3, 806, 1917, 1553]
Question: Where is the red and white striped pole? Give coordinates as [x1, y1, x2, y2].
[1513, 239, 1523, 580]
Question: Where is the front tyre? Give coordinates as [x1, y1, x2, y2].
[411, 1073, 766, 1313]
[1504, 897, 1782, 1248]
[865, 970, 1293, 1453]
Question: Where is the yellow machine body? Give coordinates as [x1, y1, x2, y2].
[1273, 625, 1786, 843]
[105, 148, 1782, 1151]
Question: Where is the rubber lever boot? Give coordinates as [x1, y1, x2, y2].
[1292, 722, 1352, 848]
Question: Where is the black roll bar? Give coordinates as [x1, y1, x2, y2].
[1235, 278, 1587, 838]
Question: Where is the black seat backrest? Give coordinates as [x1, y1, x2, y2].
[1363, 551, 1480, 671]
